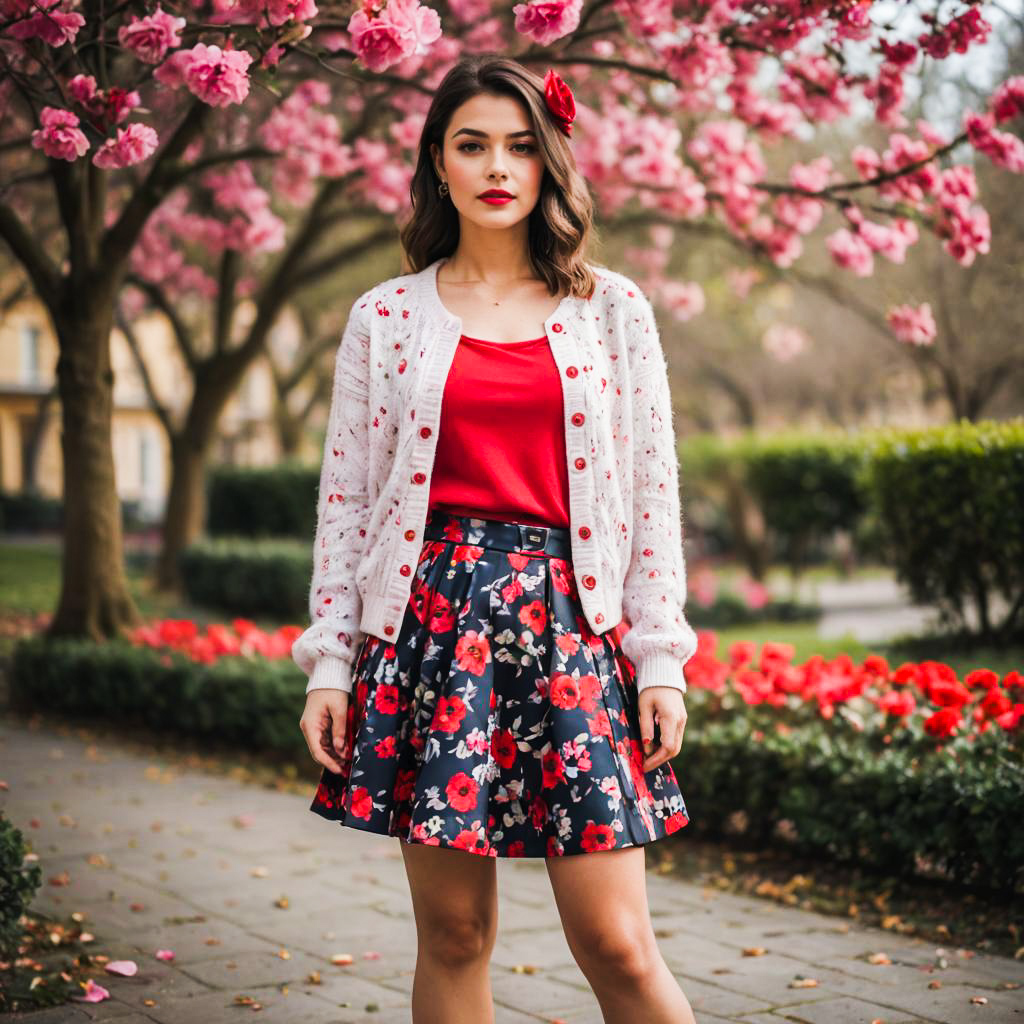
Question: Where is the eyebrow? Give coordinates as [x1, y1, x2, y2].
[451, 128, 537, 139]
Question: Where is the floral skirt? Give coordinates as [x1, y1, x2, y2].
[309, 509, 690, 857]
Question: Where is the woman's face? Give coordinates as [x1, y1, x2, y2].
[430, 92, 546, 230]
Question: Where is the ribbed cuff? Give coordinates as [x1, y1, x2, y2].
[305, 656, 353, 695]
[636, 651, 688, 695]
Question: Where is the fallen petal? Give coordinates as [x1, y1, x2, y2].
[105, 960, 138, 976]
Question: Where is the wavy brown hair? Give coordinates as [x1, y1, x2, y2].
[399, 53, 598, 300]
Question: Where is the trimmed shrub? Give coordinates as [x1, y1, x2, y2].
[862, 418, 1024, 643]
[205, 463, 318, 540]
[179, 537, 311, 616]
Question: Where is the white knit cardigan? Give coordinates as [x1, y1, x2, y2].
[292, 255, 698, 696]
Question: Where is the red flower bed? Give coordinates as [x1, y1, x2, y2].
[129, 619, 1023, 746]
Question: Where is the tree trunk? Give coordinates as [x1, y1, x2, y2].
[47, 305, 142, 639]
[155, 429, 211, 591]
[154, 369, 238, 590]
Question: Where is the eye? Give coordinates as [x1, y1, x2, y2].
[456, 142, 537, 154]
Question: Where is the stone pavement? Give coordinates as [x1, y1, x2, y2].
[1, 716, 1021, 1024]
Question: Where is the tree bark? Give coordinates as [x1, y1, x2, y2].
[47, 297, 142, 639]
[156, 427, 212, 591]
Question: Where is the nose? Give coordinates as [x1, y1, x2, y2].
[486, 152, 509, 180]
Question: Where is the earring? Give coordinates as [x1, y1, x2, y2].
[438, 180, 449, 197]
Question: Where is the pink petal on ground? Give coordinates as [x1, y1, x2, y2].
[155, 949, 176, 961]
[104, 960, 138, 976]
[73, 979, 110, 1002]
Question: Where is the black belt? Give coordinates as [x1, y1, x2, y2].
[423, 512, 573, 560]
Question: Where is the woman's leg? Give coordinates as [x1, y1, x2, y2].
[546, 845, 696, 1024]
[400, 839, 499, 1024]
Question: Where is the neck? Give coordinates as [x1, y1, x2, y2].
[442, 223, 535, 285]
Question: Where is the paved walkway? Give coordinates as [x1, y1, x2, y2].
[2, 716, 1022, 1024]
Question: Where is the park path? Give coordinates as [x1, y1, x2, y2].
[1, 714, 1021, 1024]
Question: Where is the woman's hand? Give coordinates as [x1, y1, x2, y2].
[299, 689, 350, 773]
[638, 686, 687, 772]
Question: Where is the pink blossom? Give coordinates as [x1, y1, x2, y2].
[887, 302, 936, 346]
[263, 0, 318, 26]
[657, 279, 705, 321]
[118, 6, 186, 63]
[7, 1, 85, 46]
[449, 0, 490, 24]
[916, 119, 949, 148]
[825, 227, 874, 276]
[347, 0, 442, 74]
[919, 8, 991, 59]
[964, 111, 1024, 173]
[858, 217, 918, 263]
[512, 0, 582, 46]
[31, 106, 89, 161]
[726, 266, 760, 298]
[92, 123, 159, 169]
[153, 50, 193, 89]
[991, 76, 1024, 123]
[181, 44, 254, 107]
[761, 323, 808, 362]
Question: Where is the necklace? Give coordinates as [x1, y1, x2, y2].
[440, 270, 540, 307]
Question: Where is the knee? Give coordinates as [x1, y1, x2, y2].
[573, 924, 659, 985]
[420, 912, 495, 969]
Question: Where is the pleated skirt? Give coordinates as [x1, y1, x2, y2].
[309, 509, 690, 857]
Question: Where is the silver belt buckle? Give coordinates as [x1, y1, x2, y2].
[520, 524, 549, 552]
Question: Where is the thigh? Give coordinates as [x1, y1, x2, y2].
[545, 847, 656, 968]
[400, 839, 499, 938]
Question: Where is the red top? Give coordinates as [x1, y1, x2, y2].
[428, 333, 571, 529]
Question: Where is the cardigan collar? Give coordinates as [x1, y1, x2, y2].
[420, 255, 582, 333]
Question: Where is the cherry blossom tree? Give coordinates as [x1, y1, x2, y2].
[1, 0, 1023, 639]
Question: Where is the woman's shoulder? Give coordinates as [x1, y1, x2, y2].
[584, 263, 650, 310]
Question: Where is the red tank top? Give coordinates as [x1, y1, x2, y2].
[428, 333, 571, 528]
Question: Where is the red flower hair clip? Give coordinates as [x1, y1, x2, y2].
[543, 69, 576, 138]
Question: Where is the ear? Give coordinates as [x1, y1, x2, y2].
[430, 142, 445, 180]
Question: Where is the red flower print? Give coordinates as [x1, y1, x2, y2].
[491, 727, 518, 770]
[374, 735, 397, 759]
[446, 771, 479, 812]
[550, 559, 576, 597]
[453, 823, 491, 856]
[519, 600, 547, 634]
[429, 592, 456, 632]
[374, 683, 400, 714]
[507, 840, 526, 857]
[455, 630, 491, 675]
[577, 673, 602, 712]
[541, 748, 567, 788]
[394, 768, 416, 801]
[313, 780, 334, 810]
[350, 786, 374, 820]
[665, 811, 689, 835]
[587, 708, 613, 737]
[501, 577, 524, 603]
[508, 552, 532, 571]
[452, 543, 485, 565]
[581, 822, 617, 852]
[547, 835, 562, 856]
[410, 821, 440, 845]
[530, 794, 548, 830]
[550, 673, 581, 710]
[555, 633, 580, 657]
[433, 695, 467, 734]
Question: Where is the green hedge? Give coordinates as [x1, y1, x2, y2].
[0, 812, 42, 962]
[179, 537, 311, 616]
[9, 634, 1022, 892]
[206, 463, 318, 539]
[861, 419, 1024, 643]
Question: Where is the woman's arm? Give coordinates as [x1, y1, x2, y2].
[291, 290, 374, 695]
[619, 287, 699, 695]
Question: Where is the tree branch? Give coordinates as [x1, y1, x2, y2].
[115, 305, 175, 437]
[0, 198, 61, 307]
[126, 273, 200, 372]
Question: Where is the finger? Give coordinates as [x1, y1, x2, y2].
[642, 741, 671, 772]
[638, 698, 657, 761]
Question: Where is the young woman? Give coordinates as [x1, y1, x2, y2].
[296, 54, 700, 1024]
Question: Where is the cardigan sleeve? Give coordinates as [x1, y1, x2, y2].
[619, 287, 699, 696]
[291, 291, 373, 695]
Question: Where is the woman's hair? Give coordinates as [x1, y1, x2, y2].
[399, 53, 597, 300]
